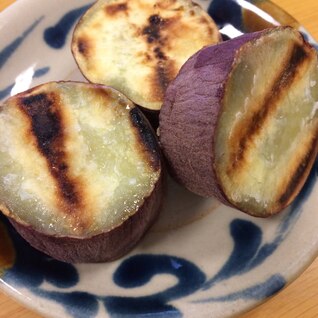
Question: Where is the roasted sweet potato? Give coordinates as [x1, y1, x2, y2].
[72, 0, 221, 111]
[0, 81, 163, 262]
[160, 27, 318, 217]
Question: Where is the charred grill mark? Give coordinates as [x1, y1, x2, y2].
[141, 14, 177, 100]
[149, 55, 177, 101]
[19, 93, 78, 205]
[105, 2, 128, 16]
[153, 58, 177, 100]
[156, 64, 170, 92]
[280, 44, 308, 86]
[129, 107, 161, 171]
[142, 14, 166, 44]
[278, 133, 318, 206]
[232, 102, 271, 165]
[154, 47, 166, 60]
[18, 93, 88, 228]
[228, 44, 310, 173]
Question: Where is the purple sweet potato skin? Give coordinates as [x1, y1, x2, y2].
[159, 30, 266, 202]
[9, 173, 163, 263]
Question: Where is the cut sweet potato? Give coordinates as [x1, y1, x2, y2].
[0, 81, 163, 262]
[160, 27, 318, 217]
[71, 0, 221, 111]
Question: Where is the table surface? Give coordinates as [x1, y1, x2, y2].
[0, 0, 318, 317]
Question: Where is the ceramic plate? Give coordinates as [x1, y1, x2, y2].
[0, 1, 318, 317]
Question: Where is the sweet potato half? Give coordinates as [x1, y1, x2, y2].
[0, 82, 163, 262]
[160, 27, 318, 217]
[71, 0, 221, 111]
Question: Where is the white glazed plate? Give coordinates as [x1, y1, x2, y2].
[0, 0, 318, 317]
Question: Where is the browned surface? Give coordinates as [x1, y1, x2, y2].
[228, 41, 311, 174]
[17, 91, 90, 230]
[72, 0, 220, 110]
[222, 31, 318, 214]
[104, 2, 128, 16]
[76, 35, 92, 57]
[277, 130, 318, 207]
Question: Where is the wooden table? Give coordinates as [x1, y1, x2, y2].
[0, 0, 318, 317]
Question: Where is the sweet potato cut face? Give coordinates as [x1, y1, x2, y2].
[215, 28, 318, 215]
[72, 0, 220, 111]
[0, 82, 162, 252]
[160, 27, 318, 216]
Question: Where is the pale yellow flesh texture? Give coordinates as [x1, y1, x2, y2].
[215, 29, 318, 215]
[0, 83, 160, 237]
[72, 0, 220, 110]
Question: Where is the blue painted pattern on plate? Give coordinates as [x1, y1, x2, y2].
[44, 4, 93, 49]
[0, 17, 44, 70]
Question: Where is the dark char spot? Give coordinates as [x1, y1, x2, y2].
[142, 14, 165, 43]
[279, 44, 308, 87]
[129, 107, 160, 171]
[154, 47, 166, 60]
[19, 93, 79, 207]
[20, 93, 60, 149]
[77, 38, 89, 56]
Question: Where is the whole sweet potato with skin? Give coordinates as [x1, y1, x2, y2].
[0, 81, 163, 263]
[160, 27, 318, 217]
